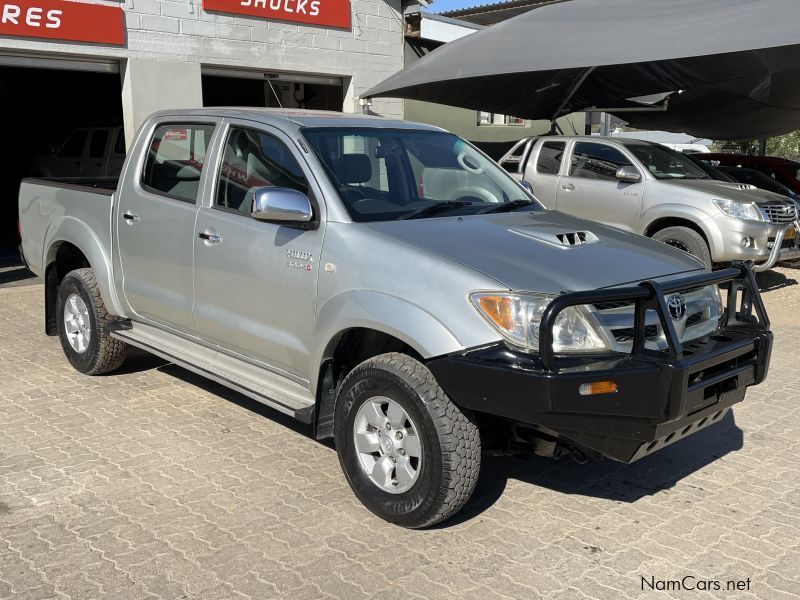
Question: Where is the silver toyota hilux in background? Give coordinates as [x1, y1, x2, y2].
[19, 109, 773, 528]
[500, 136, 800, 270]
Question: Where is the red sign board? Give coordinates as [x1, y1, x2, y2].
[203, 0, 350, 30]
[0, 0, 124, 45]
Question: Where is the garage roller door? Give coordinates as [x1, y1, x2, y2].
[0, 52, 119, 73]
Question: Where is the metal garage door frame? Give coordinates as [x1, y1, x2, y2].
[0, 52, 119, 73]
[202, 65, 342, 87]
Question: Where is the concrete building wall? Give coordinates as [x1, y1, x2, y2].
[0, 0, 406, 135]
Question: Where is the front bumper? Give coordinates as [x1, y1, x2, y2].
[428, 265, 773, 463]
[715, 216, 800, 270]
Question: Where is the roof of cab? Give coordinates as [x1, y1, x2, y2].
[148, 107, 444, 131]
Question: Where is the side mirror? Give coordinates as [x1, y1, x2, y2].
[251, 187, 313, 223]
[520, 180, 534, 194]
[616, 165, 642, 183]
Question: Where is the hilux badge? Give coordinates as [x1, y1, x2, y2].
[667, 294, 687, 320]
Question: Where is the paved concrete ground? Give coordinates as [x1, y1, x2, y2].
[1, 268, 799, 599]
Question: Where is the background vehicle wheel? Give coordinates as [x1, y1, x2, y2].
[652, 226, 713, 270]
[56, 268, 127, 375]
[334, 353, 481, 528]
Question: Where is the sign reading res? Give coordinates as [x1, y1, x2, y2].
[0, 0, 124, 45]
[203, 0, 351, 29]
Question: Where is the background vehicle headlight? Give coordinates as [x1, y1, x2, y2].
[470, 292, 610, 353]
[713, 199, 764, 222]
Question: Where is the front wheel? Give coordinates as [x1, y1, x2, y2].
[652, 226, 713, 270]
[334, 353, 481, 528]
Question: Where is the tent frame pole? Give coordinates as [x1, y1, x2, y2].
[552, 66, 596, 120]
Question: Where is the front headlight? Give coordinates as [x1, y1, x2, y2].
[713, 198, 764, 222]
[470, 292, 610, 353]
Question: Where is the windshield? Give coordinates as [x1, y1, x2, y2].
[302, 127, 539, 222]
[627, 144, 709, 180]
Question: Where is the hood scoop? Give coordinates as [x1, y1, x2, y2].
[725, 183, 758, 190]
[510, 225, 600, 248]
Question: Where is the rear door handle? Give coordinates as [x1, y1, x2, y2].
[561, 183, 576, 191]
[122, 211, 140, 224]
[198, 230, 222, 244]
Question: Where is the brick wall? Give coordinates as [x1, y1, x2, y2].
[0, 0, 407, 118]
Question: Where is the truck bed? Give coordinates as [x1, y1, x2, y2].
[18, 177, 118, 278]
[23, 176, 119, 194]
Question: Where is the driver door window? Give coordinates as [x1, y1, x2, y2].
[569, 142, 632, 180]
[215, 127, 309, 214]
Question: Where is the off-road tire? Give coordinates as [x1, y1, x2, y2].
[334, 352, 481, 528]
[652, 226, 713, 270]
[56, 268, 127, 375]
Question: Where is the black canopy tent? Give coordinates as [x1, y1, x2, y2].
[365, 0, 800, 139]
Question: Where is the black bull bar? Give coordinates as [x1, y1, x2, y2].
[539, 263, 769, 371]
[428, 264, 773, 463]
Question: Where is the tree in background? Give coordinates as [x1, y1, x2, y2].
[715, 131, 800, 159]
[766, 131, 800, 161]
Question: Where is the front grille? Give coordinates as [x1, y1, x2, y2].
[591, 285, 721, 352]
[593, 299, 635, 311]
[761, 203, 797, 224]
[612, 325, 658, 343]
[686, 311, 704, 327]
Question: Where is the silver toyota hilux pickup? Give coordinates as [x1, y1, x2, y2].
[499, 136, 800, 271]
[19, 109, 773, 528]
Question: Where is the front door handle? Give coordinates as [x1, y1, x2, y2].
[122, 211, 140, 224]
[198, 230, 222, 244]
[561, 183, 576, 191]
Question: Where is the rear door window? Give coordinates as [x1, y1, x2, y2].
[113, 129, 126, 155]
[141, 123, 215, 202]
[60, 130, 88, 157]
[569, 142, 632, 180]
[536, 141, 566, 175]
[89, 130, 109, 159]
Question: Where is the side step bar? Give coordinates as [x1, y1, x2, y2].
[111, 323, 315, 423]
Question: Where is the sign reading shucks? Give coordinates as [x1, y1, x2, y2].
[203, 0, 351, 30]
[0, 0, 125, 45]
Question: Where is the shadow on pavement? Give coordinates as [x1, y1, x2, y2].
[156, 363, 317, 440]
[0, 265, 39, 287]
[124, 355, 744, 527]
[756, 269, 797, 292]
[440, 411, 743, 527]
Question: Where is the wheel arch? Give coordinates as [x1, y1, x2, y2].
[311, 292, 465, 440]
[641, 212, 723, 261]
[643, 216, 710, 242]
[43, 221, 122, 335]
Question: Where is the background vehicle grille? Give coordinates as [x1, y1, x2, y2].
[761, 203, 798, 224]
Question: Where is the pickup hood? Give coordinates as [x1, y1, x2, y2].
[660, 179, 791, 205]
[368, 211, 704, 294]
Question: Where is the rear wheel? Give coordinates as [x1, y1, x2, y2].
[334, 353, 481, 528]
[652, 226, 713, 270]
[56, 268, 127, 375]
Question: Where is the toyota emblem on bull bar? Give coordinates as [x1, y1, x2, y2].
[667, 294, 687, 320]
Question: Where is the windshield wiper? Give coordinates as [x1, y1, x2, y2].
[478, 199, 537, 214]
[399, 201, 472, 220]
